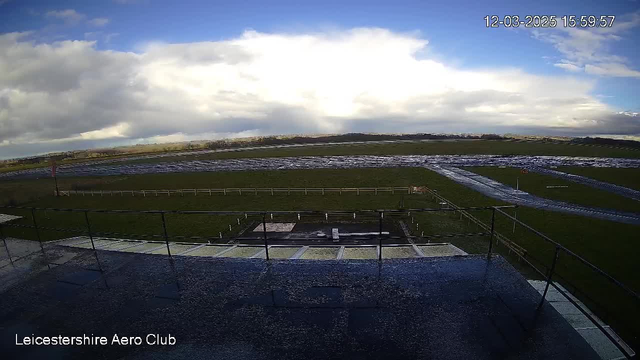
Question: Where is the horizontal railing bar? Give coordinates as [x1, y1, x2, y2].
[0, 205, 516, 215]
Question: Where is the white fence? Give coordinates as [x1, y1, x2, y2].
[58, 186, 413, 197]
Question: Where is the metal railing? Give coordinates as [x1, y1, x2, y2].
[411, 186, 637, 358]
[491, 207, 638, 358]
[0, 204, 511, 263]
[0, 202, 636, 357]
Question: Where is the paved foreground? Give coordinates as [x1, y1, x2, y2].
[0, 245, 599, 360]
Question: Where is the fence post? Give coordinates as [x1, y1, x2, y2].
[262, 214, 270, 261]
[378, 211, 383, 261]
[538, 246, 560, 309]
[160, 213, 172, 257]
[0, 223, 13, 267]
[30, 208, 49, 268]
[83, 211, 98, 252]
[487, 207, 496, 259]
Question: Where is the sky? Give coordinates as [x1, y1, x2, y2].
[0, 0, 639, 159]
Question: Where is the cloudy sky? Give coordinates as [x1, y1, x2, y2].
[1, 0, 639, 159]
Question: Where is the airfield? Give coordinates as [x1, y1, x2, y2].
[1, 138, 638, 359]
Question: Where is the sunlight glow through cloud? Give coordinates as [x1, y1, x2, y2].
[0, 28, 638, 157]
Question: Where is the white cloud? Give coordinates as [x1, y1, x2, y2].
[0, 28, 638, 157]
[45, 9, 86, 24]
[88, 18, 110, 27]
[553, 63, 582, 72]
[585, 63, 640, 78]
[532, 12, 640, 78]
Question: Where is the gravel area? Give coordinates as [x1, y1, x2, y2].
[0, 249, 601, 360]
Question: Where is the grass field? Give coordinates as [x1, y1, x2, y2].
[465, 166, 640, 213]
[559, 166, 640, 191]
[1, 166, 638, 343]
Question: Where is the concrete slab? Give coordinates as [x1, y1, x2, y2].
[549, 301, 585, 316]
[0, 214, 22, 224]
[419, 244, 467, 257]
[382, 246, 418, 258]
[121, 242, 166, 253]
[73, 239, 116, 249]
[148, 243, 198, 255]
[577, 327, 627, 360]
[266, 247, 301, 259]
[343, 247, 377, 259]
[185, 245, 232, 257]
[300, 247, 339, 260]
[99, 240, 142, 250]
[221, 246, 263, 258]
[56, 237, 91, 246]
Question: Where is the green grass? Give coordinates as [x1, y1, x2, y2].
[465, 166, 640, 213]
[0, 176, 129, 206]
[559, 167, 640, 191]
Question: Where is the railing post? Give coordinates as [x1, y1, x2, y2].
[161, 213, 172, 257]
[30, 208, 49, 269]
[0, 223, 14, 267]
[378, 211, 383, 261]
[487, 207, 496, 258]
[84, 211, 97, 252]
[538, 246, 560, 309]
[262, 214, 269, 260]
